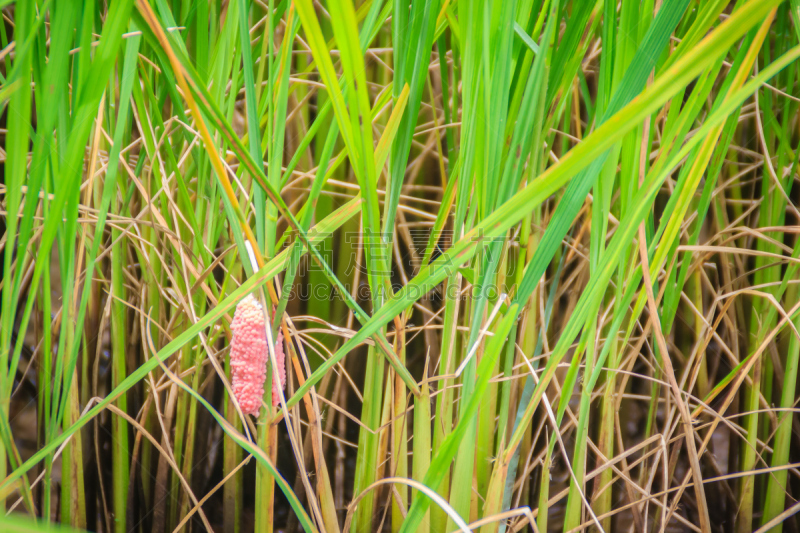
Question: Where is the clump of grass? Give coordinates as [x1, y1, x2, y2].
[2, 1, 800, 532]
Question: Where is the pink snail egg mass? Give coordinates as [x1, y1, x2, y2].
[230, 294, 286, 416]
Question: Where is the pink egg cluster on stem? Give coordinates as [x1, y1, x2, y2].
[229, 294, 286, 416]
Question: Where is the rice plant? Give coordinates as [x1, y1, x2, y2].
[2, 0, 800, 531]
